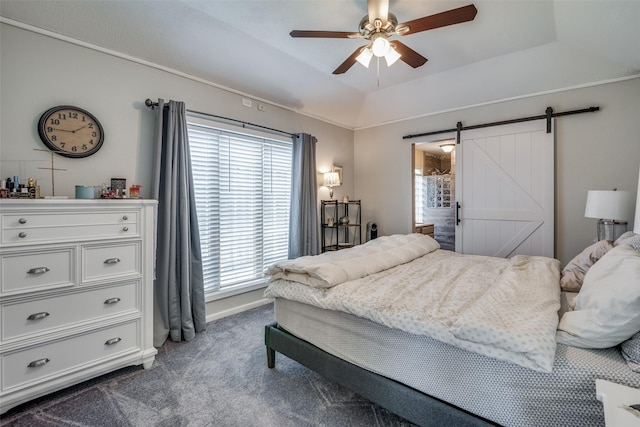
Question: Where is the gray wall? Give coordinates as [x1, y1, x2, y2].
[3, 21, 639, 316]
[354, 77, 640, 266]
[0, 23, 354, 318]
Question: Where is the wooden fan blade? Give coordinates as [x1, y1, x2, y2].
[399, 4, 477, 36]
[391, 41, 428, 68]
[368, 0, 389, 25]
[333, 46, 367, 74]
[290, 30, 354, 38]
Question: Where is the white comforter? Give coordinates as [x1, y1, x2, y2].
[267, 233, 441, 288]
[264, 234, 562, 372]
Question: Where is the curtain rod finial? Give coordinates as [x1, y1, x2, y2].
[145, 99, 154, 108]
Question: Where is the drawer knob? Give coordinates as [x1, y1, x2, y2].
[104, 297, 121, 305]
[105, 337, 122, 346]
[27, 358, 50, 368]
[18, 218, 27, 224]
[122, 226, 129, 232]
[122, 215, 128, 220]
[104, 258, 121, 265]
[18, 232, 27, 238]
[27, 266, 50, 275]
[27, 312, 50, 321]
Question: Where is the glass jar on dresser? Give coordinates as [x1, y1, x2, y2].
[0, 199, 157, 414]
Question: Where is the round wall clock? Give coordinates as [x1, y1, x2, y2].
[37, 105, 104, 158]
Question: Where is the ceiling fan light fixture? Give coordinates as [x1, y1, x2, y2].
[371, 35, 390, 57]
[384, 46, 401, 66]
[355, 47, 373, 68]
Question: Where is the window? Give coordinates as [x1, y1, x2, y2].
[188, 118, 292, 296]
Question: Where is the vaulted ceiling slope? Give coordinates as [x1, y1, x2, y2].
[1, 1, 639, 129]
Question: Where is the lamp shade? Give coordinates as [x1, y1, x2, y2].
[323, 172, 340, 187]
[584, 190, 634, 220]
[371, 36, 390, 57]
[384, 47, 401, 66]
[635, 165, 640, 233]
[356, 47, 373, 68]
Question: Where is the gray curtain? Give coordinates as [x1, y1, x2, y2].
[151, 99, 206, 347]
[289, 133, 319, 258]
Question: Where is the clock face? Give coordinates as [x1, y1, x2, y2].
[38, 105, 104, 158]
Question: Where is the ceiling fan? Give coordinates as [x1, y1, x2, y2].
[290, 0, 478, 74]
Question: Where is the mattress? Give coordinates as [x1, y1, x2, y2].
[274, 298, 640, 427]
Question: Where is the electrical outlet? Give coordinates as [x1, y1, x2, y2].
[242, 98, 252, 108]
[257, 103, 266, 112]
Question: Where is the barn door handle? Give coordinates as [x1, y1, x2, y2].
[456, 202, 461, 225]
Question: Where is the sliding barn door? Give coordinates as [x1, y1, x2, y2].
[455, 120, 554, 257]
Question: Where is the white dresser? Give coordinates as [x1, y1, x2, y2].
[0, 199, 157, 414]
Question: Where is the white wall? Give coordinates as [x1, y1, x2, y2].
[0, 23, 354, 317]
[354, 77, 640, 266]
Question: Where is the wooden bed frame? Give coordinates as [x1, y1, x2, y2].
[265, 322, 498, 427]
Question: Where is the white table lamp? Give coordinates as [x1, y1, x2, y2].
[585, 189, 634, 241]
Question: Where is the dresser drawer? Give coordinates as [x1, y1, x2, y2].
[1, 281, 140, 341]
[2, 211, 138, 245]
[82, 242, 141, 283]
[1, 248, 75, 295]
[1, 320, 140, 392]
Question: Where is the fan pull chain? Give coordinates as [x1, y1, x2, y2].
[377, 57, 380, 88]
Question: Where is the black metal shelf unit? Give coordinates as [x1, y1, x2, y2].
[321, 200, 361, 252]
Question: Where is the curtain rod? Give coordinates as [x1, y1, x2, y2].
[144, 99, 296, 138]
[402, 106, 600, 141]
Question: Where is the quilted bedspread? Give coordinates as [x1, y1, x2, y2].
[264, 235, 562, 372]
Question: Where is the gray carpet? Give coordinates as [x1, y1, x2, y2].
[0, 303, 416, 427]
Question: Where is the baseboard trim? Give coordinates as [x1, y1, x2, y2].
[205, 298, 273, 324]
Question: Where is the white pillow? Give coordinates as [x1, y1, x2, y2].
[559, 239, 613, 292]
[614, 231, 636, 246]
[556, 244, 640, 348]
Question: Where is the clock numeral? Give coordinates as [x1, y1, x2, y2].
[68, 112, 78, 119]
[88, 123, 94, 129]
[59, 142, 66, 148]
[89, 140, 94, 145]
[47, 126, 54, 133]
[82, 144, 88, 150]
[81, 115, 86, 122]
[50, 119, 60, 125]
[57, 113, 66, 120]
[71, 146, 78, 152]
[92, 132, 97, 137]
[51, 135, 57, 141]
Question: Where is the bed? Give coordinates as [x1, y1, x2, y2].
[263, 234, 640, 427]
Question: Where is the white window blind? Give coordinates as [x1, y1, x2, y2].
[188, 120, 292, 294]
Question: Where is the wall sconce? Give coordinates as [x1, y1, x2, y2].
[584, 188, 634, 241]
[440, 143, 455, 153]
[323, 172, 340, 199]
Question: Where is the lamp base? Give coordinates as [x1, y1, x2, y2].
[596, 219, 627, 242]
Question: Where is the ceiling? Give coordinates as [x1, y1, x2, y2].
[1, 0, 639, 130]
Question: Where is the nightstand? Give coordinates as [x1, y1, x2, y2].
[596, 379, 640, 426]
